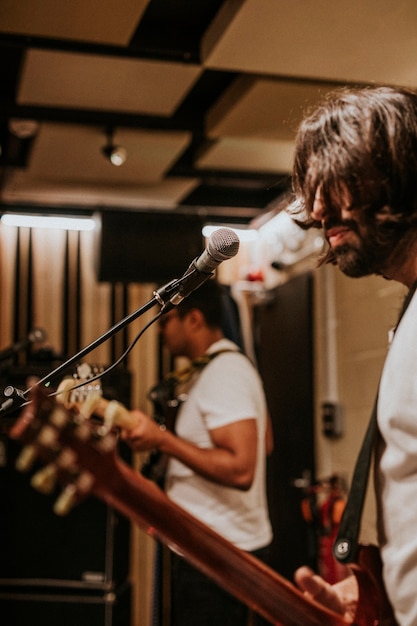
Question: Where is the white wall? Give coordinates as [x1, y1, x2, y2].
[313, 264, 407, 543]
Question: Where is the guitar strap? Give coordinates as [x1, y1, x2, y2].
[334, 279, 417, 564]
[163, 347, 240, 389]
[333, 396, 378, 563]
[147, 349, 237, 424]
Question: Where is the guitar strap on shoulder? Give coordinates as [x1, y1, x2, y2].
[163, 348, 239, 388]
[333, 279, 417, 564]
[147, 348, 240, 422]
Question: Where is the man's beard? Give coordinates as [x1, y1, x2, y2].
[332, 242, 375, 277]
[324, 213, 404, 278]
[328, 220, 404, 278]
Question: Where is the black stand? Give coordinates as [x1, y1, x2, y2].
[0, 264, 213, 415]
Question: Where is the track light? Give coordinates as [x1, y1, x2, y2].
[101, 127, 127, 166]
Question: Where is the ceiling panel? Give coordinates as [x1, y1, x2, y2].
[2, 170, 198, 210]
[18, 50, 202, 116]
[196, 137, 295, 174]
[203, 0, 417, 87]
[206, 77, 340, 142]
[0, 0, 148, 45]
[27, 124, 192, 182]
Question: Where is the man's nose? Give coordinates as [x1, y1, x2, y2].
[311, 188, 326, 222]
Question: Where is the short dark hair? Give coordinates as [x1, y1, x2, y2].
[176, 278, 225, 328]
[292, 85, 417, 231]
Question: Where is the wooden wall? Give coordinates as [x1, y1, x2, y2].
[0, 222, 160, 626]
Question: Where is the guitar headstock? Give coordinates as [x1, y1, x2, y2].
[56, 363, 136, 433]
[56, 362, 103, 414]
[9, 382, 119, 516]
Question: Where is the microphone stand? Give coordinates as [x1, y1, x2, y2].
[0, 224, 239, 415]
[37, 293, 161, 387]
[0, 273, 198, 415]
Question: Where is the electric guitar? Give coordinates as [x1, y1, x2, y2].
[10, 382, 396, 626]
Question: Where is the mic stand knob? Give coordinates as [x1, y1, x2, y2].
[0, 386, 27, 414]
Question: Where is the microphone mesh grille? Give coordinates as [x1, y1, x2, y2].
[208, 228, 240, 261]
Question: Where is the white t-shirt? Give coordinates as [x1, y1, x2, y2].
[377, 288, 417, 626]
[165, 338, 273, 552]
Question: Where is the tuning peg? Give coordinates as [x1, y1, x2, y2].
[55, 447, 78, 471]
[37, 423, 59, 445]
[55, 376, 75, 408]
[53, 470, 95, 516]
[79, 390, 101, 419]
[53, 483, 77, 516]
[31, 464, 58, 494]
[15, 444, 38, 472]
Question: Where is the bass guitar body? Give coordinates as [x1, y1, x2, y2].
[10, 383, 395, 626]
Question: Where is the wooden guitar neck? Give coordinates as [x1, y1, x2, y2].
[10, 384, 393, 626]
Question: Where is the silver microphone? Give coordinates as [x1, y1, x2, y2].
[156, 228, 240, 307]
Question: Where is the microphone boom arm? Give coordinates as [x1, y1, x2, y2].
[1, 266, 211, 411]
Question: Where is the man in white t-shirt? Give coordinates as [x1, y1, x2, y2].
[290, 85, 417, 626]
[123, 278, 273, 626]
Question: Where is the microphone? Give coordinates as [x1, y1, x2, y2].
[0, 327, 47, 362]
[156, 227, 240, 307]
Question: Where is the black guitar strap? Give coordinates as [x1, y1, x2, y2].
[333, 280, 417, 564]
[333, 396, 378, 563]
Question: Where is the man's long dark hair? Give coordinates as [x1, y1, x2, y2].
[291, 86, 417, 265]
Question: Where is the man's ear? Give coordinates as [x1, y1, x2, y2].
[186, 308, 205, 328]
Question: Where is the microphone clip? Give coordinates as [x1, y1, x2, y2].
[154, 263, 214, 310]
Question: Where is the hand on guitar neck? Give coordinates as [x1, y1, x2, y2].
[295, 567, 358, 624]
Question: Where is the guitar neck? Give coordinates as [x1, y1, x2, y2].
[72, 436, 346, 626]
[54, 390, 345, 623]
[11, 385, 366, 626]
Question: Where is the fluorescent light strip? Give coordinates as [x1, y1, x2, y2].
[1, 214, 96, 231]
[202, 224, 258, 243]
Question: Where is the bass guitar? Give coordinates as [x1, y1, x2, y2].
[10, 382, 395, 626]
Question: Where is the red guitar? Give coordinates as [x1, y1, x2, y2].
[10, 382, 395, 626]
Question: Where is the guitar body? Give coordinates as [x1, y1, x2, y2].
[351, 545, 397, 626]
[10, 384, 395, 626]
